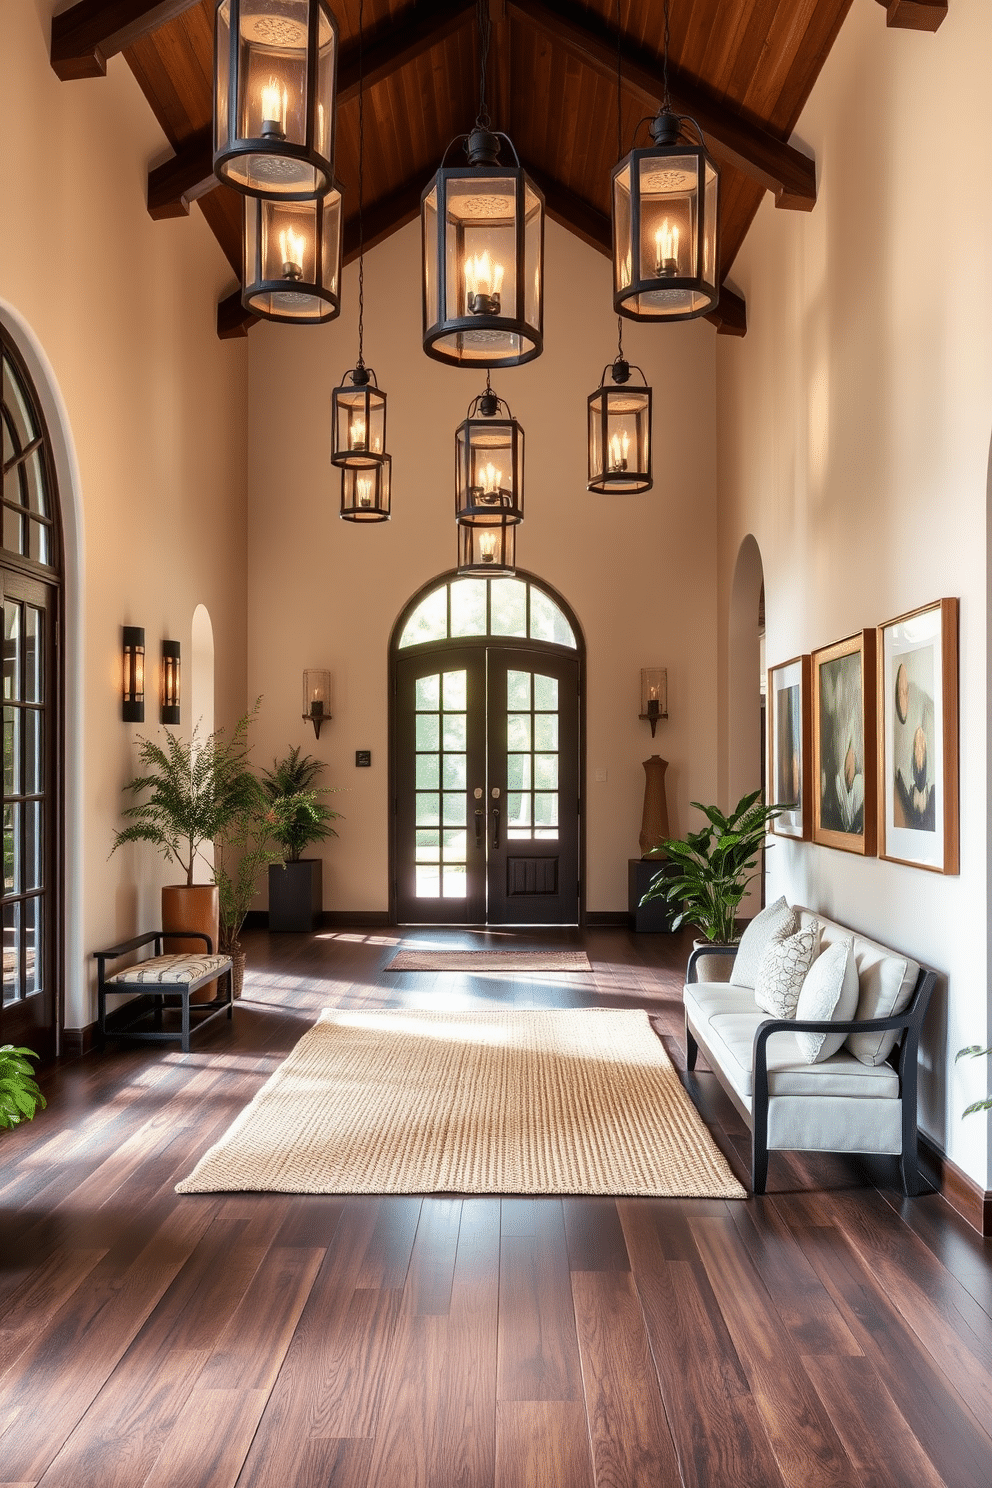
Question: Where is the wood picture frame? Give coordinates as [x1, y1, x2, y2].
[877, 598, 959, 874]
[767, 654, 811, 839]
[811, 630, 877, 855]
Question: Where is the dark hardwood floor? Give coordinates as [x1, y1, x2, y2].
[1, 924, 991, 1487]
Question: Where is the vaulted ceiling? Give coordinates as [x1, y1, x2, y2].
[50, 0, 947, 338]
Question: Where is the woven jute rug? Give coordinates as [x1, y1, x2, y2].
[176, 1008, 745, 1199]
[386, 949, 591, 972]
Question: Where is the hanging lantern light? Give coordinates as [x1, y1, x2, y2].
[612, 0, 719, 322]
[340, 454, 391, 522]
[421, 3, 544, 368]
[457, 515, 516, 576]
[214, 0, 338, 200]
[455, 379, 524, 525]
[587, 354, 652, 493]
[242, 188, 342, 322]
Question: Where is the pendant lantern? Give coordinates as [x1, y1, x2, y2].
[340, 454, 391, 523]
[242, 187, 342, 323]
[455, 383, 524, 526]
[456, 515, 516, 576]
[214, 0, 338, 200]
[587, 356, 652, 493]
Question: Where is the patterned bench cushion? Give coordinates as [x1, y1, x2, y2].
[106, 954, 231, 986]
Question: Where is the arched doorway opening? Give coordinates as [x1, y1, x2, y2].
[0, 323, 66, 1058]
[390, 571, 585, 926]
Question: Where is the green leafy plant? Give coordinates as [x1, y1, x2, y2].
[955, 1045, 992, 1116]
[111, 709, 264, 886]
[0, 1045, 46, 1131]
[215, 800, 284, 954]
[640, 789, 788, 944]
[262, 747, 342, 863]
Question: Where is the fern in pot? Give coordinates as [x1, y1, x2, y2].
[262, 747, 343, 933]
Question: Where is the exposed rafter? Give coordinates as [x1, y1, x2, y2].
[51, 0, 198, 81]
[510, 0, 817, 212]
[875, 0, 947, 29]
[147, 135, 213, 220]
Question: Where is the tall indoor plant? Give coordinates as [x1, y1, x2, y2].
[641, 789, 787, 945]
[262, 747, 342, 932]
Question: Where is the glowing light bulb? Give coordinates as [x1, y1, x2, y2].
[349, 414, 366, 450]
[479, 531, 498, 563]
[357, 475, 374, 509]
[464, 250, 504, 314]
[609, 429, 630, 472]
[476, 461, 502, 503]
[654, 220, 679, 275]
[279, 225, 305, 280]
[260, 78, 287, 137]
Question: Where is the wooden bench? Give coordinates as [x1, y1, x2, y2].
[94, 932, 234, 1053]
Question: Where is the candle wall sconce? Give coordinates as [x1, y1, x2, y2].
[122, 626, 145, 723]
[340, 454, 391, 522]
[161, 640, 181, 726]
[213, 0, 338, 201]
[587, 357, 652, 493]
[242, 189, 342, 323]
[640, 668, 668, 736]
[455, 381, 524, 526]
[302, 669, 332, 737]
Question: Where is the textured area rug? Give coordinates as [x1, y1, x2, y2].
[386, 950, 592, 971]
[176, 1008, 745, 1199]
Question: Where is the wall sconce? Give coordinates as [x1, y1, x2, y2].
[122, 626, 144, 723]
[161, 640, 181, 725]
[302, 668, 331, 737]
[640, 668, 668, 736]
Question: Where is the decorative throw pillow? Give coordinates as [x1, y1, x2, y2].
[794, 940, 860, 1063]
[731, 896, 799, 989]
[753, 923, 819, 1018]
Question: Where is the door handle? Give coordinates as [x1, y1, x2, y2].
[474, 808, 485, 848]
[491, 806, 501, 850]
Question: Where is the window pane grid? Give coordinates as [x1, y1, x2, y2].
[399, 579, 576, 651]
[506, 669, 560, 842]
[414, 669, 468, 896]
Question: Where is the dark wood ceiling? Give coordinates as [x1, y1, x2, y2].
[50, 0, 948, 337]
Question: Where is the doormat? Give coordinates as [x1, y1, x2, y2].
[176, 1007, 745, 1198]
[385, 949, 592, 972]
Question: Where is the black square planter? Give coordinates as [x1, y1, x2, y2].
[628, 858, 679, 932]
[268, 859, 323, 933]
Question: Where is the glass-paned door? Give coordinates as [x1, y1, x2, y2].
[0, 568, 57, 1055]
[394, 644, 579, 924]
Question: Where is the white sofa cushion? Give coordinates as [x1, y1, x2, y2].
[730, 895, 798, 988]
[798, 909, 920, 1065]
[753, 923, 818, 1017]
[794, 940, 860, 1063]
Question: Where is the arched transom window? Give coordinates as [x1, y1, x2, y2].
[398, 576, 576, 651]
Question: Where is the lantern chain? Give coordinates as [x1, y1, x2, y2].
[662, 0, 672, 114]
[616, 0, 622, 165]
[475, 0, 492, 131]
[357, 0, 366, 370]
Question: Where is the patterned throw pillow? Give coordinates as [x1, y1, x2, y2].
[730, 896, 799, 989]
[753, 923, 819, 1018]
[794, 940, 860, 1063]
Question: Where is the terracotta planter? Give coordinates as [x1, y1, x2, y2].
[162, 884, 220, 1003]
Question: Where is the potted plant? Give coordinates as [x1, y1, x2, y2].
[0, 1045, 46, 1131]
[215, 797, 285, 998]
[262, 747, 342, 933]
[641, 789, 787, 975]
[111, 709, 263, 1000]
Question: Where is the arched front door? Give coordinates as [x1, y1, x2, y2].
[390, 573, 584, 926]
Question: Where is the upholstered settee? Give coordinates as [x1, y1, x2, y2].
[683, 905, 937, 1196]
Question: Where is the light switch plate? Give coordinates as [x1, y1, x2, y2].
[355, 750, 371, 767]
[594, 767, 608, 782]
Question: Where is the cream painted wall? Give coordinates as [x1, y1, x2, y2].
[716, 0, 992, 1187]
[247, 216, 719, 916]
[3, 1, 249, 1030]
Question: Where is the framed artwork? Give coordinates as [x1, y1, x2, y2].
[811, 630, 877, 855]
[767, 655, 811, 839]
[877, 598, 959, 874]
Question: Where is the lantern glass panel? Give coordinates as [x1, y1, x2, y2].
[457, 519, 515, 576]
[341, 457, 390, 521]
[613, 159, 632, 293]
[444, 176, 518, 324]
[703, 158, 718, 290]
[524, 180, 542, 329]
[303, 668, 331, 718]
[423, 182, 439, 328]
[637, 152, 698, 313]
[216, 3, 231, 147]
[587, 386, 651, 494]
[456, 419, 523, 522]
[244, 191, 341, 322]
[333, 386, 385, 464]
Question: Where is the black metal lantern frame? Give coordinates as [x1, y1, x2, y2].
[122, 626, 144, 723]
[341, 454, 391, 522]
[214, 0, 338, 200]
[331, 367, 386, 467]
[457, 514, 516, 575]
[587, 356, 652, 494]
[455, 384, 524, 524]
[243, 187, 342, 323]
[422, 131, 544, 369]
[612, 107, 719, 323]
[161, 640, 181, 725]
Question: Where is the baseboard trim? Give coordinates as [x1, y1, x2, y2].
[584, 911, 631, 927]
[244, 909, 392, 930]
[919, 1132, 991, 1235]
[61, 1022, 98, 1058]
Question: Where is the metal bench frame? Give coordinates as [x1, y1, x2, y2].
[94, 931, 234, 1054]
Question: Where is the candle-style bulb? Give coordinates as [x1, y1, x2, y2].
[349, 414, 366, 450]
[357, 476, 373, 508]
[654, 220, 680, 276]
[465, 249, 504, 315]
[279, 225, 305, 280]
[260, 78, 287, 138]
[479, 531, 497, 563]
[609, 428, 630, 472]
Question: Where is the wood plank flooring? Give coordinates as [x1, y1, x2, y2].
[1, 924, 990, 1487]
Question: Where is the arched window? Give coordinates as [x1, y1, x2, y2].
[397, 575, 576, 651]
[1, 326, 63, 1057]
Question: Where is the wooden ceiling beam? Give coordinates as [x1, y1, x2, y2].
[874, 0, 947, 29]
[148, 134, 214, 219]
[510, 0, 816, 212]
[51, 0, 199, 81]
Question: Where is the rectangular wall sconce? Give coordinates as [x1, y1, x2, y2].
[302, 668, 332, 738]
[639, 667, 668, 737]
[161, 640, 181, 725]
[122, 626, 145, 723]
